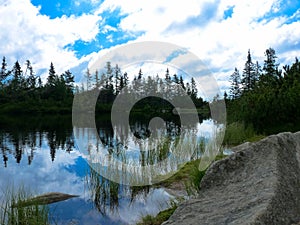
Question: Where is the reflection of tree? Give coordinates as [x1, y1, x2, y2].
[0, 133, 9, 167]
[0, 115, 74, 165]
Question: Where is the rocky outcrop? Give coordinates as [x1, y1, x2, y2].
[163, 132, 300, 225]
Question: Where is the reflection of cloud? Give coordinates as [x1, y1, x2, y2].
[0, 148, 85, 198]
[0, 142, 173, 224]
[116, 188, 171, 224]
[0, 118, 221, 224]
[52, 188, 172, 225]
[197, 119, 216, 138]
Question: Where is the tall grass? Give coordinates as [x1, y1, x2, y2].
[223, 122, 265, 146]
[0, 186, 50, 225]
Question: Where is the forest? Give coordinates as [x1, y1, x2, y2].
[0, 47, 299, 134]
[226, 47, 300, 134]
[0, 59, 208, 114]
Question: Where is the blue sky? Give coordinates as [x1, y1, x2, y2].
[1, 0, 300, 94]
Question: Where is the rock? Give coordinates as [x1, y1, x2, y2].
[163, 132, 300, 225]
[12, 192, 79, 208]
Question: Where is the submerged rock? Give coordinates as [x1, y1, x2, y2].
[12, 192, 79, 208]
[163, 132, 300, 225]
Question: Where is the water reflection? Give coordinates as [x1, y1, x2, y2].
[0, 115, 220, 224]
[74, 113, 206, 186]
[0, 115, 73, 166]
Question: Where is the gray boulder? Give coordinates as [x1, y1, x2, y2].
[163, 132, 300, 225]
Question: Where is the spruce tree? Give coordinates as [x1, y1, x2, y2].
[229, 67, 241, 99]
[11, 61, 23, 90]
[62, 70, 74, 92]
[114, 64, 121, 94]
[137, 68, 143, 80]
[263, 48, 279, 77]
[179, 75, 185, 90]
[0, 56, 8, 85]
[261, 47, 281, 87]
[25, 60, 36, 89]
[242, 50, 256, 92]
[165, 68, 171, 82]
[190, 77, 198, 100]
[85, 68, 92, 90]
[47, 62, 56, 87]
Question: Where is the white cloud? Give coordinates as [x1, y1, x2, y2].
[0, 0, 100, 77]
[93, 0, 300, 93]
[2, 0, 300, 91]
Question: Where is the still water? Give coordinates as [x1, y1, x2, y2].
[0, 114, 220, 224]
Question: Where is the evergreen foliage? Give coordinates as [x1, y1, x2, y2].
[228, 48, 300, 133]
[0, 59, 208, 115]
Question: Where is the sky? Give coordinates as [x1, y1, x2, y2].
[1, 0, 300, 95]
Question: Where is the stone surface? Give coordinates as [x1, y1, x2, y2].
[13, 192, 79, 207]
[163, 132, 300, 225]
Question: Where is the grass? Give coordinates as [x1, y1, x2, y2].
[223, 122, 265, 146]
[0, 186, 51, 225]
[137, 202, 177, 225]
[155, 159, 202, 188]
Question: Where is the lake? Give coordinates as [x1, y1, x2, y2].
[0, 114, 221, 224]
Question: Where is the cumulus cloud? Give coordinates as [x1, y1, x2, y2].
[0, 0, 101, 77]
[94, 0, 300, 93]
[2, 0, 300, 92]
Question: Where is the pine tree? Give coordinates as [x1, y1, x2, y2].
[47, 62, 56, 87]
[114, 64, 121, 94]
[224, 91, 228, 100]
[263, 48, 279, 77]
[95, 70, 100, 89]
[137, 68, 143, 80]
[165, 68, 171, 82]
[25, 60, 36, 89]
[173, 74, 179, 84]
[242, 50, 256, 92]
[123, 72, 129, 87]
[186, 82, 191, 96]
[105, 62, 114, 92]
[62, 70, 74, 92]
[85, 68, 92, 91]
[254, 61, 261, 82]
[179, 75, 185, 90]
[0, 56, 8, 85]
[229, 67, 241, 99]
[257, 47, 281, 89]
[37, 77, 43, 88]
[190, 78, 198, 100]
[11, 61, 23, 90]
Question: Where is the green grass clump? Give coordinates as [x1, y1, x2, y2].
[137, 202, 177, 225]
[0, 186, 50, 225]
[155, 159, 202, 188]
[184, 165, 207, 196]
[223, 122, 265, 146]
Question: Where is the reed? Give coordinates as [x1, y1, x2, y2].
[0, 185, 50, 225]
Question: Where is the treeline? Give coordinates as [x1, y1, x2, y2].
[0, 58, 208, 114]
[0, 58, 74, 113]
[80, 62, 208, 113]
[226, 48, 300, 133]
